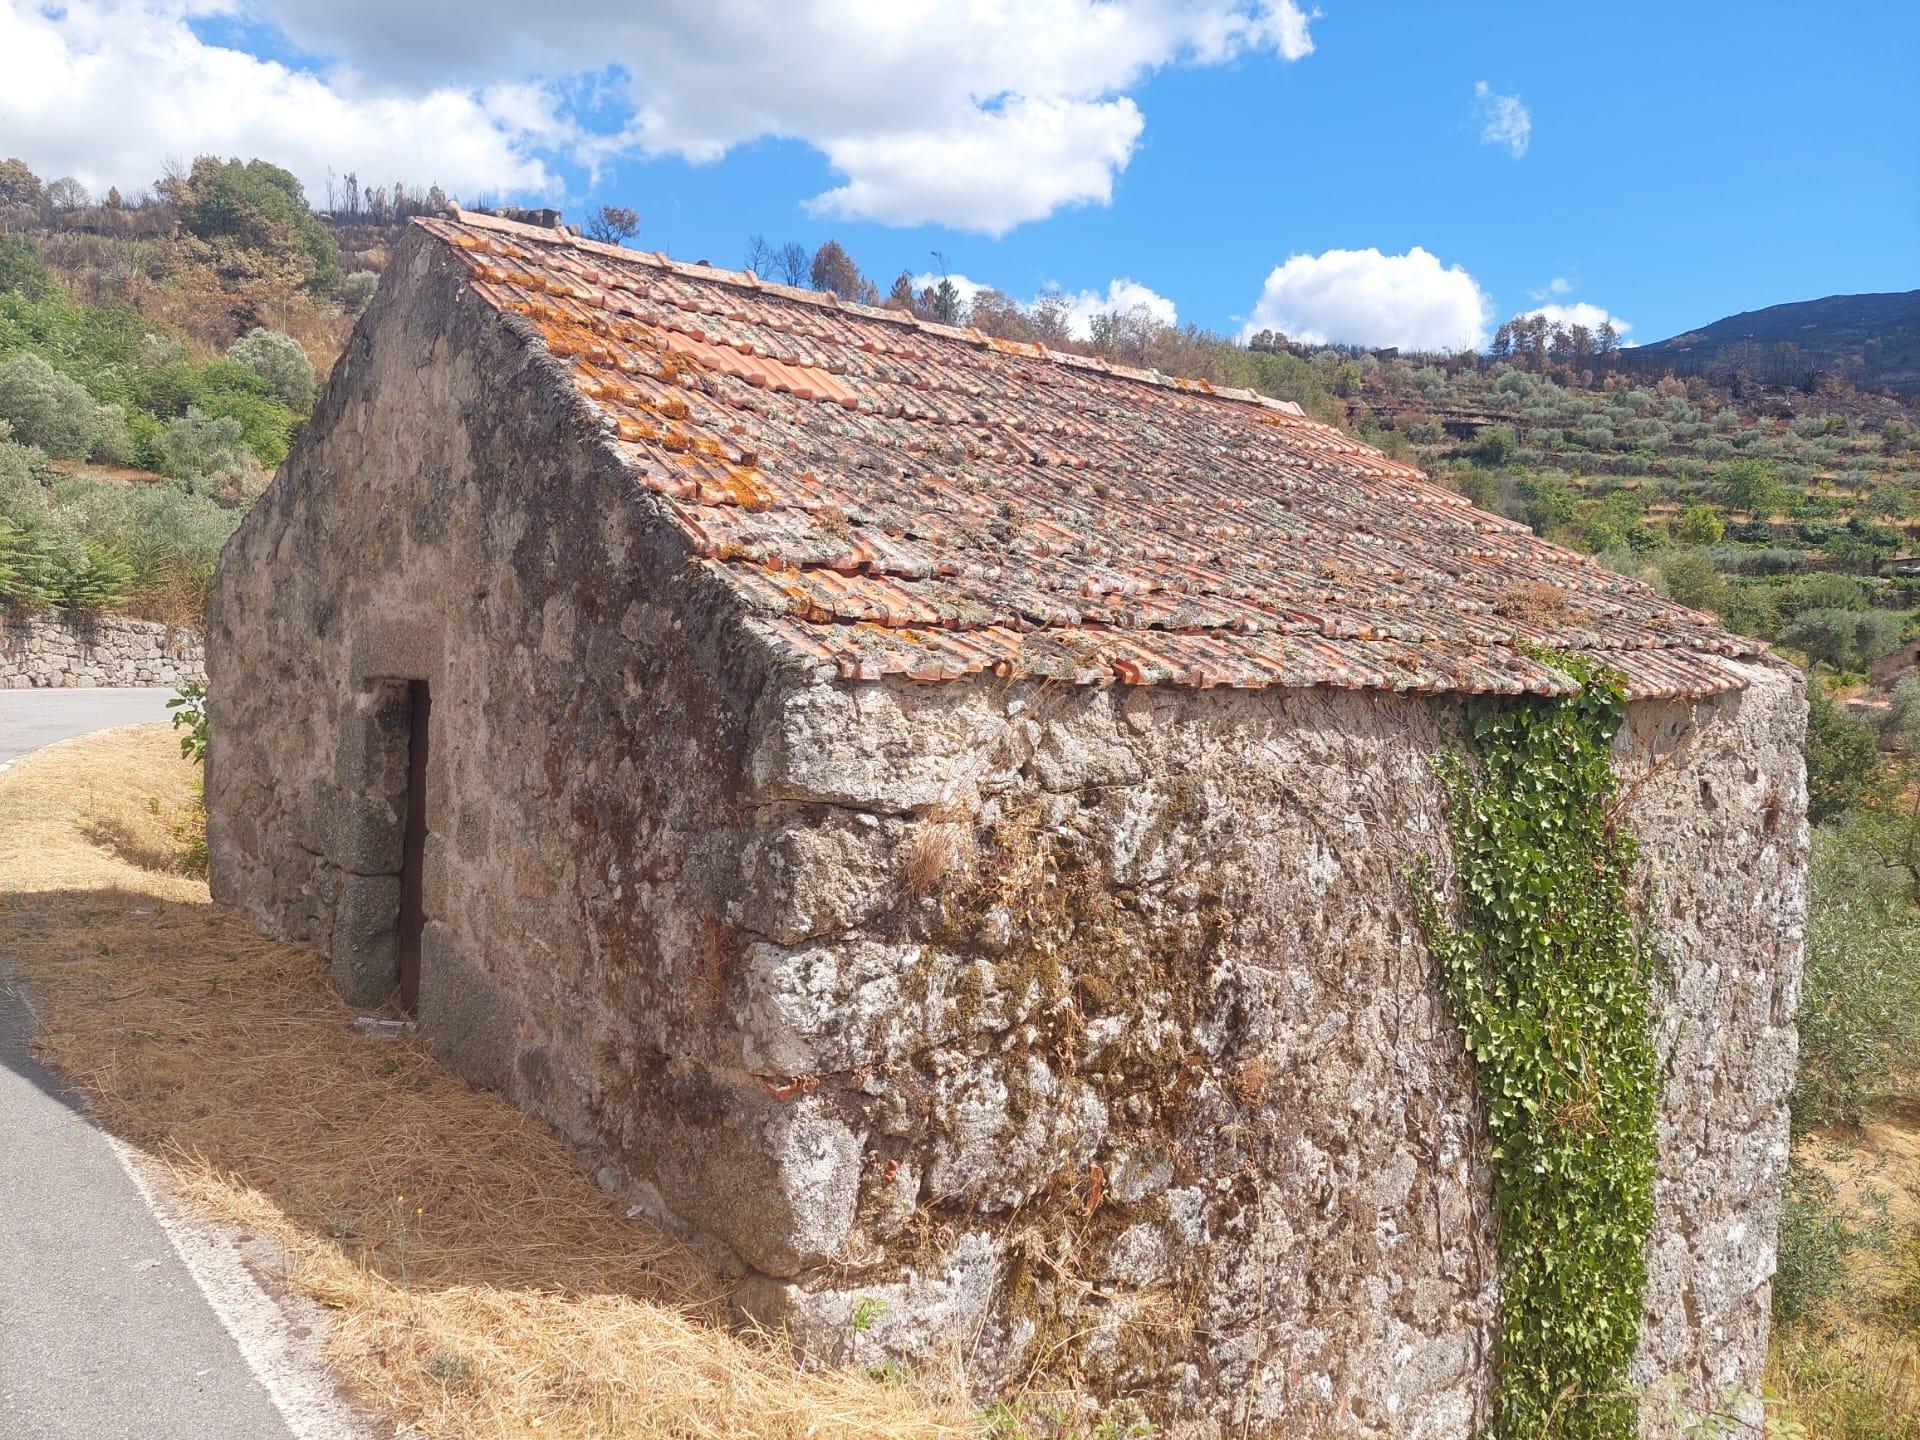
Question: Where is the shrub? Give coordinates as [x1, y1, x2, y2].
[1793, 813, 1920, 1128]
[154, 406, 249, 488]
[168, 681, 209, 764]
[0, 517, 131, 612]
[341, 270, 379, 312]
[87, 403, 135, 466]
[1659, 553, 1726, 612]
[1735, 546, 1805, 575]
[1772, 1160, 1889, 1324]
[0, 424, 46, 503]
[1804, 688, 1881, 823]
[1475, 425, 1518, 465]
[0, 517, 37, 602]
[1825, 521, 1903, 572]
[1675, 504, 1725, 544]
[1777, 572, 1869, 618]
[1516, 469, 1575, 533]
[46, 471, 240, 620]
[43, 535, 134, 611]
[227, 327, 314, 408]
[1853, 609, 1908, 666]
[0, 352, 103, 459]
[1715, 583, 1779, 638]
[0, 234, 51, 299]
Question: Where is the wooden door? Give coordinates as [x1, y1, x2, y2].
[395, 679, 430, 1012]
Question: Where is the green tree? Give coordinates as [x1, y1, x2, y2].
[1674, 504, 1725, 545]
[1824, 518, 1902, 571]
[1792, 813, 1920, 1127]
[1803, 687, 1880, 822]
[930, 276, 963, 325]
[1659, 552, 1726, 613]
[1784, 608, 1872, 672]
[178, 157, 340, 293]
[1853, 609, 1906, 669]
[1719, 457, 1792, 521]
[1517, 470, 1576, 534]
[0, 156, 43, 212]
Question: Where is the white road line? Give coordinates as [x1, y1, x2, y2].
[5, 710, 374, 1440]
[104, 1120, 375, 1440]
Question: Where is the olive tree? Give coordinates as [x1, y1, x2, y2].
[227, 328, 316, 408]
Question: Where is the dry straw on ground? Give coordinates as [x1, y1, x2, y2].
[1766, 1117, 1920, 1439]
[0, 727, 978, 1440]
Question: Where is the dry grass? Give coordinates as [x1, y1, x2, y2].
[1768, 1108, 1920, 1440]
[1769, 1324, 1920, 1440]
[0, 727, 979, 1440]
[1491, 578, 1572, 624]
[900, 805, 979, 901]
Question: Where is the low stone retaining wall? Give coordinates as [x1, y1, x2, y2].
[1, 610, 205, 688]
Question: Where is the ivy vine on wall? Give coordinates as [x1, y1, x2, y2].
[1418, 653, 1659, 1439]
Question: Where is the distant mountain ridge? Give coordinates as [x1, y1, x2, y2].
[1623, 290, 1920, 395]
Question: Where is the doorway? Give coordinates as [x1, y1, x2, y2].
[395, 679, 431, 1012]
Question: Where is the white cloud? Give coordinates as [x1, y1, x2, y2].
[1518, 301, 1632, 339]
[1528, 275, 1573, 300]
[1240, 246, 1494, 352]
[1051, 277, 1179, 339]
[0, 2, 559, 204]
[1473, 80, 1531, 158]
[244, 0, 1318, 232]
[911, 272, 1177, 340]
[808, 96, 1144, 235]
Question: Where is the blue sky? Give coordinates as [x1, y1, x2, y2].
[5, 1, 1914, 349]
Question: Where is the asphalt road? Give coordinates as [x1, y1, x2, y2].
[0, 686, 180, 767]
[0, 687, 310, 1439]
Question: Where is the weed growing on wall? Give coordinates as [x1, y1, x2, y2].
[1418, 654, 1659, 1439]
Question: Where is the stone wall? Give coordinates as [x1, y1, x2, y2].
[1, 609, 205, 688]
[720, 660, 1806, 1438]
[208, 224, 1809, 1437]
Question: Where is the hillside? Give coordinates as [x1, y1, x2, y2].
[0, 155, 400, 624]
[1623, 290, 1920, 396]
[1328, 347, 1920, 682]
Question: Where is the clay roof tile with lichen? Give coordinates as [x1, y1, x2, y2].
[419, 210, 1765, 700]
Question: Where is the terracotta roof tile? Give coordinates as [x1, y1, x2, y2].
[418, 211, 1768, 699]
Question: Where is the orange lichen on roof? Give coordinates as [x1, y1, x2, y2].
[418, 209, 1768, 699]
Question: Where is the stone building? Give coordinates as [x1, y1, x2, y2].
[207, 210, 1806, 1435]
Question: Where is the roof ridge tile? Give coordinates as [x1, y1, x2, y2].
[426, 210, 1307, 417]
